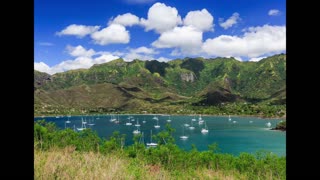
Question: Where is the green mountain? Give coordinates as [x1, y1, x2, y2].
[34, 54, 286, 117]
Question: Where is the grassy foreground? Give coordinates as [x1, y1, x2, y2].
[35, 147, 247, 179]
[34, 120, 286, 179]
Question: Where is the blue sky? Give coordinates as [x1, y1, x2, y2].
[35, 0, 286, 74]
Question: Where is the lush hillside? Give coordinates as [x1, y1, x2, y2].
[34, 54, 286, 117]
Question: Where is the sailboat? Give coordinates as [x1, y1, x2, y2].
[110, 114, 116, 122]
[189, 119, 195, 130]
[66, 115, 71, 123]
[184, 118, 190, 127]
[64, 118, 71, 128]
[228, 115, 232, 122]
[77, 118, 87, 131]
[198, 114, 204, 125]
[266, 122, 271, 128]
[192, 115, 197, 122]
[83, 116, 88, 125]
[201, 121, 209, 134]
[146, 130, 158, 147]
[125, 117, 132, 126]
[180, 126, 189, 140]
[114, 114, 120, 124]
[133, 126, 141, 135]
[87, 117, 95, 126]
[166, 116, 171, 122]
[154, 119, 160, 129]
[135, 119, 141, 127]
[142, 118, 146, 123]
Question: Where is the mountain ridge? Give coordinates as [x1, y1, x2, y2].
[34, 54, 286, 117]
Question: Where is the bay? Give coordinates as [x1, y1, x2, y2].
[34, 115, 285, 156]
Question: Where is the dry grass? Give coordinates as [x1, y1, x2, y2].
[35, 147, 247, 180]
[34, 147, 171, 180]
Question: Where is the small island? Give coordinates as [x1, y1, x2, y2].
[271, 120, 286, 131]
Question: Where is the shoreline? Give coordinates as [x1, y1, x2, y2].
[34, 113, 285, 120]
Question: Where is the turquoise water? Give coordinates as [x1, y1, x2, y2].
[34, 115, 286, 156]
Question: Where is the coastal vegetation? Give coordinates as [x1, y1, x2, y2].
[272, 120, 286, 131]
[34, 120, 286, 179]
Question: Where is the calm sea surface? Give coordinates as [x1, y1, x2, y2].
[34, 115, 286, 156]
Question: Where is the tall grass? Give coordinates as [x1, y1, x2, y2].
[34, 120, 285, 179]
[35, 147, 249, 180]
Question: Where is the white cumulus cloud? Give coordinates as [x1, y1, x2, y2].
[140, 2, 182, 33]
[123, 46, 158, 61]
[202, 25, 286, 58]
[56, 24, 100, 38]
[268, 9, 280, 16]
[109, 13, 140, 27]
[66, 45, 95, 57]
[249, 56, 267, 62]
[93, 54, 120, 64]
[91, 24, 130, 45]
[234, 57, 243, 61]
[34, 62, 52, 74]
[157, 57, 170, 62]
[34, 45, 119, 75]
[219, 12, 240, 30]
[152, 26, 203, 55]
[183, 9, 214, 32]
[130, 46, 158, 54]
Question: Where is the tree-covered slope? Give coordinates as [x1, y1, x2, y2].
[34, 54, 286, 116]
